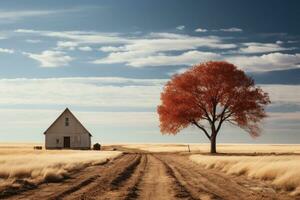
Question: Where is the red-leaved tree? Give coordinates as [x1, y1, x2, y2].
[157, 61, 270, 153]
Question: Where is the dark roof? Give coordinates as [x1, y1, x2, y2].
[43, 108, 92, 136]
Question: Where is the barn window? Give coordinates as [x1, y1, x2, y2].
[65, 117, 69, 126]
[56, 139, 59, 144]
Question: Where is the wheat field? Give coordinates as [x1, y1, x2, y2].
[0, 143, 121, 192]
[190, 154, 300, 196]
[124, 143, 300, 195]
[123, 143, 300, 153]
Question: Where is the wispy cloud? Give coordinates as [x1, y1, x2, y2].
[15, 29, 236, 50]
[195, 27, 243, 32]
[78, 46, 92, 51]
[14, 28, 300, 72]
[56, 41, 78, 50]
[23, 50, 74, 67]
[0, 8, 82, 23]
[93, 33, 236, 66]
[94, 50, 221, 67]
[0, 77, 166, 108]
[219, 27, 243, 32]
[15, 29, 129, 44]
[195, 28, 208, 32]
[0, 77, 298, 111]
[228, 53, 300, 71]
[237, 42, 292, 54]
[176, 25, 185, 30]
[0, 48, 14, 54]
[260, 84, 300, 105]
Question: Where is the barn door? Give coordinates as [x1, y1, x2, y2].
[63, 136, 70, 148]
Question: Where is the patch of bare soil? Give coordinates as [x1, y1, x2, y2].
[4, 151, 297, 200]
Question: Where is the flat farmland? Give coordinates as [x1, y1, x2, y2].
[0, 143, 299, 200]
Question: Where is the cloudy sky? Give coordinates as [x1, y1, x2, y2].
[0, 0, 299, 144]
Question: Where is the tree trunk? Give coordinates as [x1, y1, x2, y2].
[210, 134, 217, 154]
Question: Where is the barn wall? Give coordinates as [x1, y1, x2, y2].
[45, 133, 91, 149]
[45, 110, 91, 149]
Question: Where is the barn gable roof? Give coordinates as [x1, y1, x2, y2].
[43, 108, 92, 136]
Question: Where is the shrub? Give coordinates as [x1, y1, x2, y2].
[93, 143, 101, 150]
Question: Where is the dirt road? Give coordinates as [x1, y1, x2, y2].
[4, 152, 295, 200]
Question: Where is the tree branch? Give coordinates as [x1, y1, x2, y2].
[215, 105, 229, 121]
[216, 112, 233, 133]
[197, 103, 213, 123]
[192, 120, 211, 140]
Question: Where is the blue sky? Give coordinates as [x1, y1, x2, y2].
[0, 0, 299, 144]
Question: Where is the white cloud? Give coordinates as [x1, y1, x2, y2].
[0, 10, 57, 21]
[97, 44, 300, 70]
[171, 52, 300, 72]
[195, 28, 208, 32]
[176, 25, 185, 30]
[15, 28, 300, 72]
[0, 77, 298, 110]
[78, 46, 92, 51]
[95, 50, 221, 67]
[100, 34, 236, 53]
[99, 46, 123, 52]
[0, 78, 298, 140]
[56, 41, 78, 50]
[15, 29, 129, 45]
[0, 77, 166, 108]
[260, 84, 300, 105]
[219, 27, 243, 32]
[0, 48, 14, 54]
[238, 42, 291, 54]
[93, 51, 151, 65]
[0, 8, 81, 22]
[16, 29, 236, 51]
[228, 53, 300, 71]
[23, 50, 74, 67]
[94, 33, 236, 67]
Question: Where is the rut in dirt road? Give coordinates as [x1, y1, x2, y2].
[134, 154, 193, 200]
[6, 153, 141, 200]
[157, 154, 294, 200]
[70, 153, 189, 200]
[5, 152, 296, 200]
[63, 153, 146, 200]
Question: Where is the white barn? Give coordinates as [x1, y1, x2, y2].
[44, 108, 92, 149]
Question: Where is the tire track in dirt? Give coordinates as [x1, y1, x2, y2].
[124, 154, 148, 200]
[158, 154, 293, 200]
[64, 153, 145, 200]
[5, 151, 295, 200]
[6, 153, 138, 200]
[153, 154, 211, 200]
[136, 154, 194, 200]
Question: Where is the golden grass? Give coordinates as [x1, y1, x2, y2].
[190, 154, 300, 196]
[0, 143, 121, 192]
[124, 143, 300, 195]
[123, 143, 300, 153]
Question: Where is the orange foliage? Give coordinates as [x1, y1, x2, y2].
[157, 61, 270, 140]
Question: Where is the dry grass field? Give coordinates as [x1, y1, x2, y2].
[123, 143, 300, 196]
[0, 143, 121, 194]
[122, 143, 300, 153]
[190, 155, 300, 196]
[1, 143, 299, 199]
